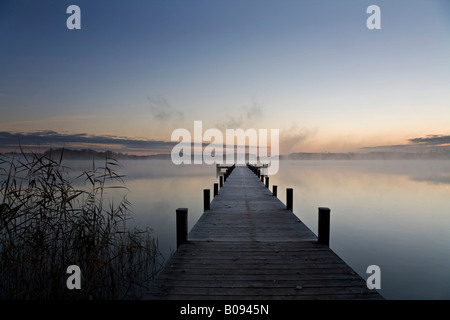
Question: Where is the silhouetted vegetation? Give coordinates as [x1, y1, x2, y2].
[0, 148, 164, 299]
[43, 148, 171, 160]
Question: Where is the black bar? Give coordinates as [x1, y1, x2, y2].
[214, 183, 218, 197]
[204, 189, 210, 211]
[286, 188, 293, 211]
[318, 207, 331, 246]
[176, 208, 188, 248]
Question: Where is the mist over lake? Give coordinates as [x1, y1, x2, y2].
[61, 159, 450, 300]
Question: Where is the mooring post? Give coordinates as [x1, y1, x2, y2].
[257, 170, 260, 178]
[204, 189, 210, 211]
[265, 176, 269, 188]
[176, 208, 188, 248]
[273, 185, 277, 197]
[286, 188, 293, 211]
[219, 175, 223, 188]
[318, 207, 331, 246]
[214, 183, 218, 197]
[260, 175, 264, 182]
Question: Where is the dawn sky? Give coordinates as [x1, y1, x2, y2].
[1, 0, 449, 154]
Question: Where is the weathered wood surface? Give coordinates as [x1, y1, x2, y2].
[144, 166, 383, 300]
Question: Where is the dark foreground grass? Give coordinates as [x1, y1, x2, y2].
[0, 148, 164, 299]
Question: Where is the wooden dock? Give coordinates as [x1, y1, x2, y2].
[144, 166, 383, 300]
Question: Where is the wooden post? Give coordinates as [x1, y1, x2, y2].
[176, 208, 188, 248]
[204, 189, 210, 211]
[286, 188, 293, 211]
[257, 170, 260, 178]
[318, 207, 331, 246]
[219, 175, 223, 188]
[214, 183, 218, 197]
[260, 175, 264, 182]
[273, 185, 277, 197]
[265, 176, 269, 188]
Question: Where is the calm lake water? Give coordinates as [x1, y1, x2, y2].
[67, 159, 450, 300]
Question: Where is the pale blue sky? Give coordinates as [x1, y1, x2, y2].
[0, 0, 449, 153]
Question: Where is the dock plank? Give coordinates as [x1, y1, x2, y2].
[144, 166, 383, 300]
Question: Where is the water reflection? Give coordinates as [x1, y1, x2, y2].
[270, 160, 450, 300]
[61, 159, 450, 299]
[121, 161, 215, 260]
[57, 160, 215, 262]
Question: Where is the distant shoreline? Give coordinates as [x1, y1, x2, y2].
[2, 148, 450, 161]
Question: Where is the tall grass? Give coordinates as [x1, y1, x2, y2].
[0, 148, 164, 299]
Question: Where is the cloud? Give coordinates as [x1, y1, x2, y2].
[408, 135, 450, 146]
[279, 124, 316, 154]
[361, 134, 450, 153]
[147, 95, 183, 122]
[0, 131, 176, 154]
[215, 101, 264, 130]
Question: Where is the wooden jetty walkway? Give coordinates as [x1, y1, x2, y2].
[144, 165, 383, 300]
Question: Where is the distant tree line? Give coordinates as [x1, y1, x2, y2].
[2, 148, 449, 162]
[283, 151, 450, 160]
[41, 148, 172, 160]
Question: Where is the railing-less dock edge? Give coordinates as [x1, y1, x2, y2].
[144, 164, 383, 300]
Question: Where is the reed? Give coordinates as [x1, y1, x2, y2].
[0, 148, 164, 299]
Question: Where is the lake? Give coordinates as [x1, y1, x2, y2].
[67, 159, 450, 300]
